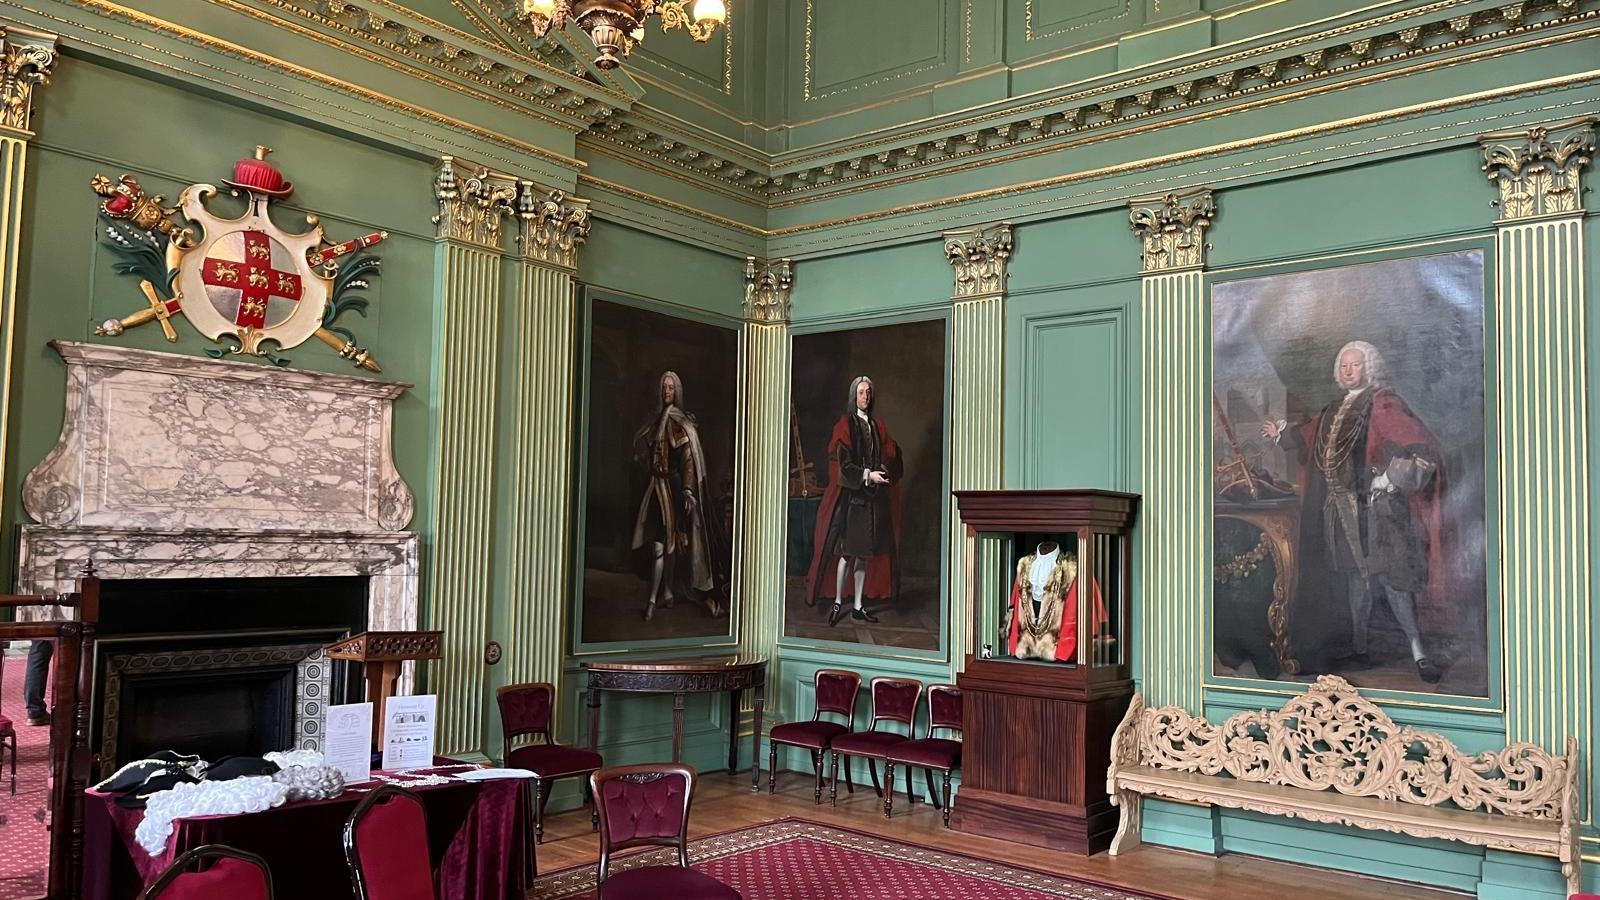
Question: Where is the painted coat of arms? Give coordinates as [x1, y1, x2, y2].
[91, 146, 386, 371]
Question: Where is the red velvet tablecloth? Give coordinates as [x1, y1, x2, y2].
[82, 766, 528, 900]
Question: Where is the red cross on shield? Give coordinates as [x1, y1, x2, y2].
[198, 230, 303, 329]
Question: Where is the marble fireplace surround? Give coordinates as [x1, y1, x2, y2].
[17, 341, 420, 651]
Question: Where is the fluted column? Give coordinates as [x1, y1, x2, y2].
[736, 258, 793, 709]
[942, 224, 1009, 680]
[1132, 189, 1215, 713]
[427, 157, 516, 755]
[501, 184, 590, 732]
[0, 26, 55, 520]
[1480, 120, 1594, 768]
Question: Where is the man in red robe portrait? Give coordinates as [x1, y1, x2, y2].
[1263, 340, 1453, 683]
[805, 376, 903, 627]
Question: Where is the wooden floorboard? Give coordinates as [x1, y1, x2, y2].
[531, 770, 1467, 899]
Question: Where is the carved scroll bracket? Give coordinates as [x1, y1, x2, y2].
[516, 181, 591, 270]
[432, 156, 518, 251]
[1480, 117, 1596, 222]
[1129, 188, 1216, 273]
[944, 222, 1013, 299]
[744, 257, 793, 324]
[0, 25, 56, 136]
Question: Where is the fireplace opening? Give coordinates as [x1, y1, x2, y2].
[92, 576, 369, 775]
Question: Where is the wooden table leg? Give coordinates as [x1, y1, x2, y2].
[728, 688, 741, 774]
[750, 682, 765, 792]
[587, 686, 601, 752]
[671, 691, 686, 763]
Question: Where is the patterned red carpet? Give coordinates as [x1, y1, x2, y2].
[0, 653, 50, 900]
[533, 819, 1171, 900]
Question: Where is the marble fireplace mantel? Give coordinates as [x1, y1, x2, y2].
[17, 341, 419, 639]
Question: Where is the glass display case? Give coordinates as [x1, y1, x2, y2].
[950, 489, 1139, 854]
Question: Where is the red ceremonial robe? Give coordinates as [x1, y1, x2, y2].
[1292, 386, 1454, 628]
[1006, 577, 1110, 661]
[805, 415, 903, 606]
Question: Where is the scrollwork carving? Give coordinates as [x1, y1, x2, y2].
[743, 257, 793, 323]
[0, 27, 56, 134]
[1129, 189, 1215, 272]
[943, 223, 1012, 298]
[1480, 118, 1596, 221]
[432, 156, 517, 250]
[516, 183, 590, 269]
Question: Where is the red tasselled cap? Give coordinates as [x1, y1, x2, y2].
[222, 145, 294, 198]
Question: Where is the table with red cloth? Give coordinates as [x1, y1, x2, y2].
[82, 764, 529, 900]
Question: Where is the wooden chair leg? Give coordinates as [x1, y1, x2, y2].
[586, 776, 598, 832]
[829, 751, 840, 807]
[942, 769, 954, 827]
[768, 741, 778, 794]
[534, 777, 549, 843]
[811, 750, 824, 805]
[924, 768, 940, 809]
[882, 762, 895, 818]
[5, 734, 12, 795]
[867, 758, 883, 798]
[843, 755, 855, 794]
[907, 765, 917, 807]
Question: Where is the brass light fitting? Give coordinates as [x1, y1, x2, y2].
[518, 0, 726, 70]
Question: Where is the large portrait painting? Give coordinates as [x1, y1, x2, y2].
[579, 297, 737, 646]
[784, 318, 947, 652]
[1210, 250, 1489, 696]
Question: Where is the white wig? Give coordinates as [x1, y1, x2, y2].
[1333, 341, 1389, 388]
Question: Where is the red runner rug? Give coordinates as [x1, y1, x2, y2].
[533, 818, 1172, 900]
[0, 653, 50, 900]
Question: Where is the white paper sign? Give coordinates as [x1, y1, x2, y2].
[382, 694, 437, 770]
[326, 702, 374, 785]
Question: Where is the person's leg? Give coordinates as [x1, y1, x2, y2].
[851, 559, 878, 623]
[644, 542, 666, 621]
[1383, 586, 1440, 683]
[1346, 575, 1373, 657]
[828, 557, 847, 625]
[24, 639, 53, 724]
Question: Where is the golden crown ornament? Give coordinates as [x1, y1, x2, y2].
[91, 147, 387, 372]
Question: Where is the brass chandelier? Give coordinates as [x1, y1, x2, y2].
[519, 0, 727, 69]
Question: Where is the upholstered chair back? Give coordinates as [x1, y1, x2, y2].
[591, 764, 698, 883]
[926, 684, 962, 738]
[344, 785, 436, 900]
[812, 669, 861, 723]
[497, 682, 556, 745]
[868, 677, 923, 731]
[144, 845, 273, 900]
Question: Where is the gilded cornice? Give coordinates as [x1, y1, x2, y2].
[1480, 116, 1596, 221]
[743, 257, 793, 323]
[516, 182, 591, 269]
[0, 23, 56, 136]
[1129, 189, 1215, 273]
[943, 223, 1012, 298]
[433, 155, 519, 249]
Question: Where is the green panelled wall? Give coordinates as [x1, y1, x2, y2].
[6, 1, 1600, 897]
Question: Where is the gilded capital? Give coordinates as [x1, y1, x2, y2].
[432, 156, 518, 250]
[744, 257, 793, 323]
[1129, 189, 1215, 273]
[0, 26, 57, 136]
[516, 182, 590, 269]
[943, 223, 1013, 298]
[1480, 118, 1596, 222]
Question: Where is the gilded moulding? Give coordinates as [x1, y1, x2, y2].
[743, 257, 793, 323]
[433, 156, 518, 250]
[943, 222, 1013, 298]
[0, 24, 56, 136]
[1129, 188, 1215, 272]
[1480, 116, 1597, 221]
[516, 182, 592, 269]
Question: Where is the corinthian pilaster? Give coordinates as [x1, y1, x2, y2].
[427, 156, 515, 756]
[1132, 188, 1214, 713]
[497, 182, 588, 744]
[1481, 120, 1594, 788]
[942, 224, 1009, 679]
[737, 257, 793, 753]
[0, 25, 54, 547]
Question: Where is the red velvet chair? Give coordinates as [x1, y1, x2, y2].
[591, 764, 740, 900]
[343, 785, 436, 900]
[143, 845, 273, 900]
[0, 658, 15, 794]
[827, 676, 922, 808]
[766, 668, 859, 804]
[883, 683, 961, 825]
[497, 681, 603, 842]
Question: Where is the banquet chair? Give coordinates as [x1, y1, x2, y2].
[143, 844, 273, 900]
[591, 764, 740, 900]
[344, 784, 436, 900]
[766, 668, 859, 804]
[0, 653, 15, 794]
[828, 676, 922, 808]
[883, 683, 962, 825]
[497, 681, 603, 843]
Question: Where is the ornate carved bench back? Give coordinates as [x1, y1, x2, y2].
[1137, 675, 1570, 820]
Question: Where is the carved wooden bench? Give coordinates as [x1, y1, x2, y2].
[1106, 675, 1581, 894]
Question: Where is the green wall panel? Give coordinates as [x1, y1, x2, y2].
[789, 239, 950, 323]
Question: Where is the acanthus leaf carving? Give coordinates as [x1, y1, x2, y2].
[1480, 117, 1596, 221]
[516, 182, 591, 269]
[744, 257, 793, 324]
[432, 156, 518, 250]
[943, 223, 1013, 299]
[1129, 188, 1215, 272]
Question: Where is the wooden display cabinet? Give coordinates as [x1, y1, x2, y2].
[949, 489, 1139, 855]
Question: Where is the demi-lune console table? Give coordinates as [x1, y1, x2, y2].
[582, 655, 766, 789]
